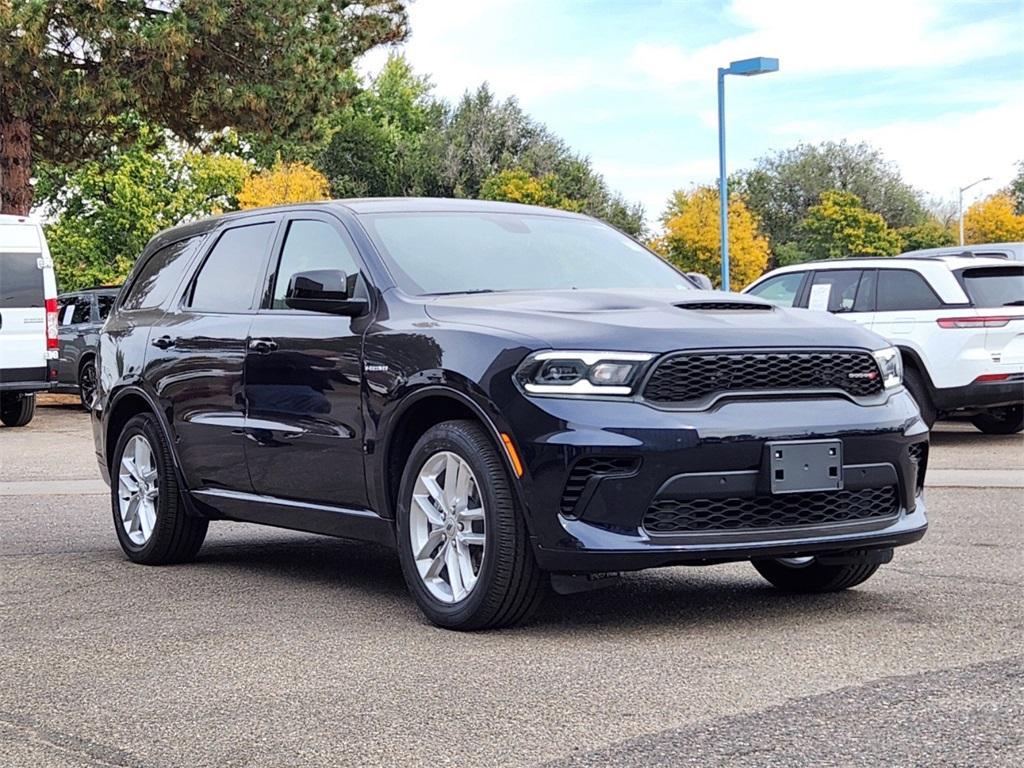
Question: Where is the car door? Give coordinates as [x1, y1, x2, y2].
[803, 269, 875, 328]
[870, 269, 944, 339]
[146, 218, 278, 493]
[243, 212, 371, 508]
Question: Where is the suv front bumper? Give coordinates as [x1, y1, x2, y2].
[503, 389, 929, 573]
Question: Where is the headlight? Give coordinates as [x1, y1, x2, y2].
[514, 351, 655, 395]
[872, 346, 903, 390]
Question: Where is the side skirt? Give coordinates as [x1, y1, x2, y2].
[190, 488, 396, 547]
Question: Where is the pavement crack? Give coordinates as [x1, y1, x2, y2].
[0, 712, 147, 768]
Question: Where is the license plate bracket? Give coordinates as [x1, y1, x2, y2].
[766, 439, 843, 494]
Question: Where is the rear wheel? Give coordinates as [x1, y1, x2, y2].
[0, 392, 36, 427]
[752, 555, 880, 593]
[111, 413, 207, 564]
[396, 420, 544, 630]
[78, 358, 98, 410]
[970, 405, 1023, 435]
[903, 367, 936, 428]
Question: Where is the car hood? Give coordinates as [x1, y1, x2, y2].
[423, 288, 887, 352]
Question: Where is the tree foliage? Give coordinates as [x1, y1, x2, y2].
[734, 141, 926, 265]
[0, 0, 408, 213]
[896, 221, 956, 252]
[963, 193, 1024, 244]
[479, 169, 583, 211]
[800, 190, 903, 261]
[237, 161, 330, 210]
[1009, 160, 1024, 216]
[35, 121, 249, 291]
[651, 186, 769, 290]
[316, 59, 646, 236]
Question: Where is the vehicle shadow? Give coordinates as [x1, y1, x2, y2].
[184, 532, 904, 634]
[928, 429, 1021, 449]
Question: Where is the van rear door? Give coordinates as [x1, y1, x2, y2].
[0, 247, 47, 385]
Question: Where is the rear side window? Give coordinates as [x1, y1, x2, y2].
[97, 293, 116, 320]
[188, 223, 274, 313]
[747, 272, 804, 307]
[960, 267, 1024, 308]
[122, 237, 202, 311]
[0, 252, 44, 308]
[808, 270, 863, 313]
[70, 297, 91, 324]
[876, 270, 943, 311]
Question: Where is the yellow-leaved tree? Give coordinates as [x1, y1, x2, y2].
[479, 168, 584, 212]
[964, 193, 1024, 243]
[238, 161, 330, 210]
[650, 186, 770, 290]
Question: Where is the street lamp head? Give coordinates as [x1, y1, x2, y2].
[725, 57, 780, 76]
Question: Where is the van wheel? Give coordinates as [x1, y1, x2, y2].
[903, 368, 936, 428]
[752, 555, 880, 592]
[396, 420, 545, 630]
[0, 392, 36, 427]
[970, 405, 1023, 435]
[111, 413, 207, 564]
[78, 358, 98, 410]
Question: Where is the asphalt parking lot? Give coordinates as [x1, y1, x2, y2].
[1, 399, 1022, 767]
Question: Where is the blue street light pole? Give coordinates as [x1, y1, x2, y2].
[717, 56, 779, 291]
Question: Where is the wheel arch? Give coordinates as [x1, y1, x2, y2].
[376, 386, 526, 521]
[895, 345, 936, 397]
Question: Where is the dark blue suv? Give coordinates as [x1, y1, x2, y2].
[92, 199, 928, 629]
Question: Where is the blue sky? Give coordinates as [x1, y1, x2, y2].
[360, 0, 1024, 226]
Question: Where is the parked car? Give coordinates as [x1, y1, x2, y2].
[0, 214, 58, 427]
[744, 256, 1024, 433]
[901, 242, 1024, 262]
[93, 199, 928, 630]
[53, 286, 121, 408]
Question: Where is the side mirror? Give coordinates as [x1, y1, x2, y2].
[685, 272, 715, 290]
[284, 269, 367, 316]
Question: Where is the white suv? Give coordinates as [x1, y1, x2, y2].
[744, 256, 1024, 433]
[0, 215, 59, 427]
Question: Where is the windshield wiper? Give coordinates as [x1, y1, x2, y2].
[422, 289, 500, 296]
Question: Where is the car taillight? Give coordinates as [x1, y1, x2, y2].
[936, 316, 1013, 329]
[45, 297, 59, 350]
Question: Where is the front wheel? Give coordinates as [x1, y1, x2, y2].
[0, 392, 36, 427]
[752, 555, 880, 593]
[970, 405, 1023, 435]
[78, 358, 98, 410]
[396, 420, 544, 630]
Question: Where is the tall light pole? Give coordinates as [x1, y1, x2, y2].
[958, 176, 991, 246]
[718, 56, 778, 290]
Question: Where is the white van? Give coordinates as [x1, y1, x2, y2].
[0, 215, 58, 427]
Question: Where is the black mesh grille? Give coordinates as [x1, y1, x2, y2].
[643, 486, 900, 534]
[642, 350, 884, 405]
[560, 457, 640, 515]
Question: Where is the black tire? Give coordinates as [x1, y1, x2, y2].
[78, 357, 97, 410]
[970, 405, 1023, 435]
[111, 413, 208, 565]
[752, 556, 880, 593]
[903, 367, 936, 428]
[0, 392, 36, 427]
[396, 420, 545, 630]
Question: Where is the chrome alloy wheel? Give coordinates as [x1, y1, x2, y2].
[776, 556, 815, 568]
[409, 451, 486, 604]
[118, 434, 159, 546]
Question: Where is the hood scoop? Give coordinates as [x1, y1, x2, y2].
[675, 301, 774, 311]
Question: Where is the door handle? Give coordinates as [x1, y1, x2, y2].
[151, 335, 175, 350]
[248, 338, 278, 354]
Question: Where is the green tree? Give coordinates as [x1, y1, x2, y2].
[0, 0, 408, 214]
[897, 220, 956, 252]
[479, 169, 583, 211]
[734, 141, 927, 265]
[35, 121, 249, 290]
[1009, 160, 1024, 216]
[800, 190, 903, 261]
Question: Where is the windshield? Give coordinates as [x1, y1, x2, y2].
[360, 211, 694, 296]
[960, 266, 1024, 307]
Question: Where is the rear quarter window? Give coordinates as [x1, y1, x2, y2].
[122, 236, 204, 311]
[959, 267, 1024, 308]
[0, 252, 44, 308]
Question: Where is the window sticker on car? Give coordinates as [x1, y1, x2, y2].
[808, 283, 832, 311]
